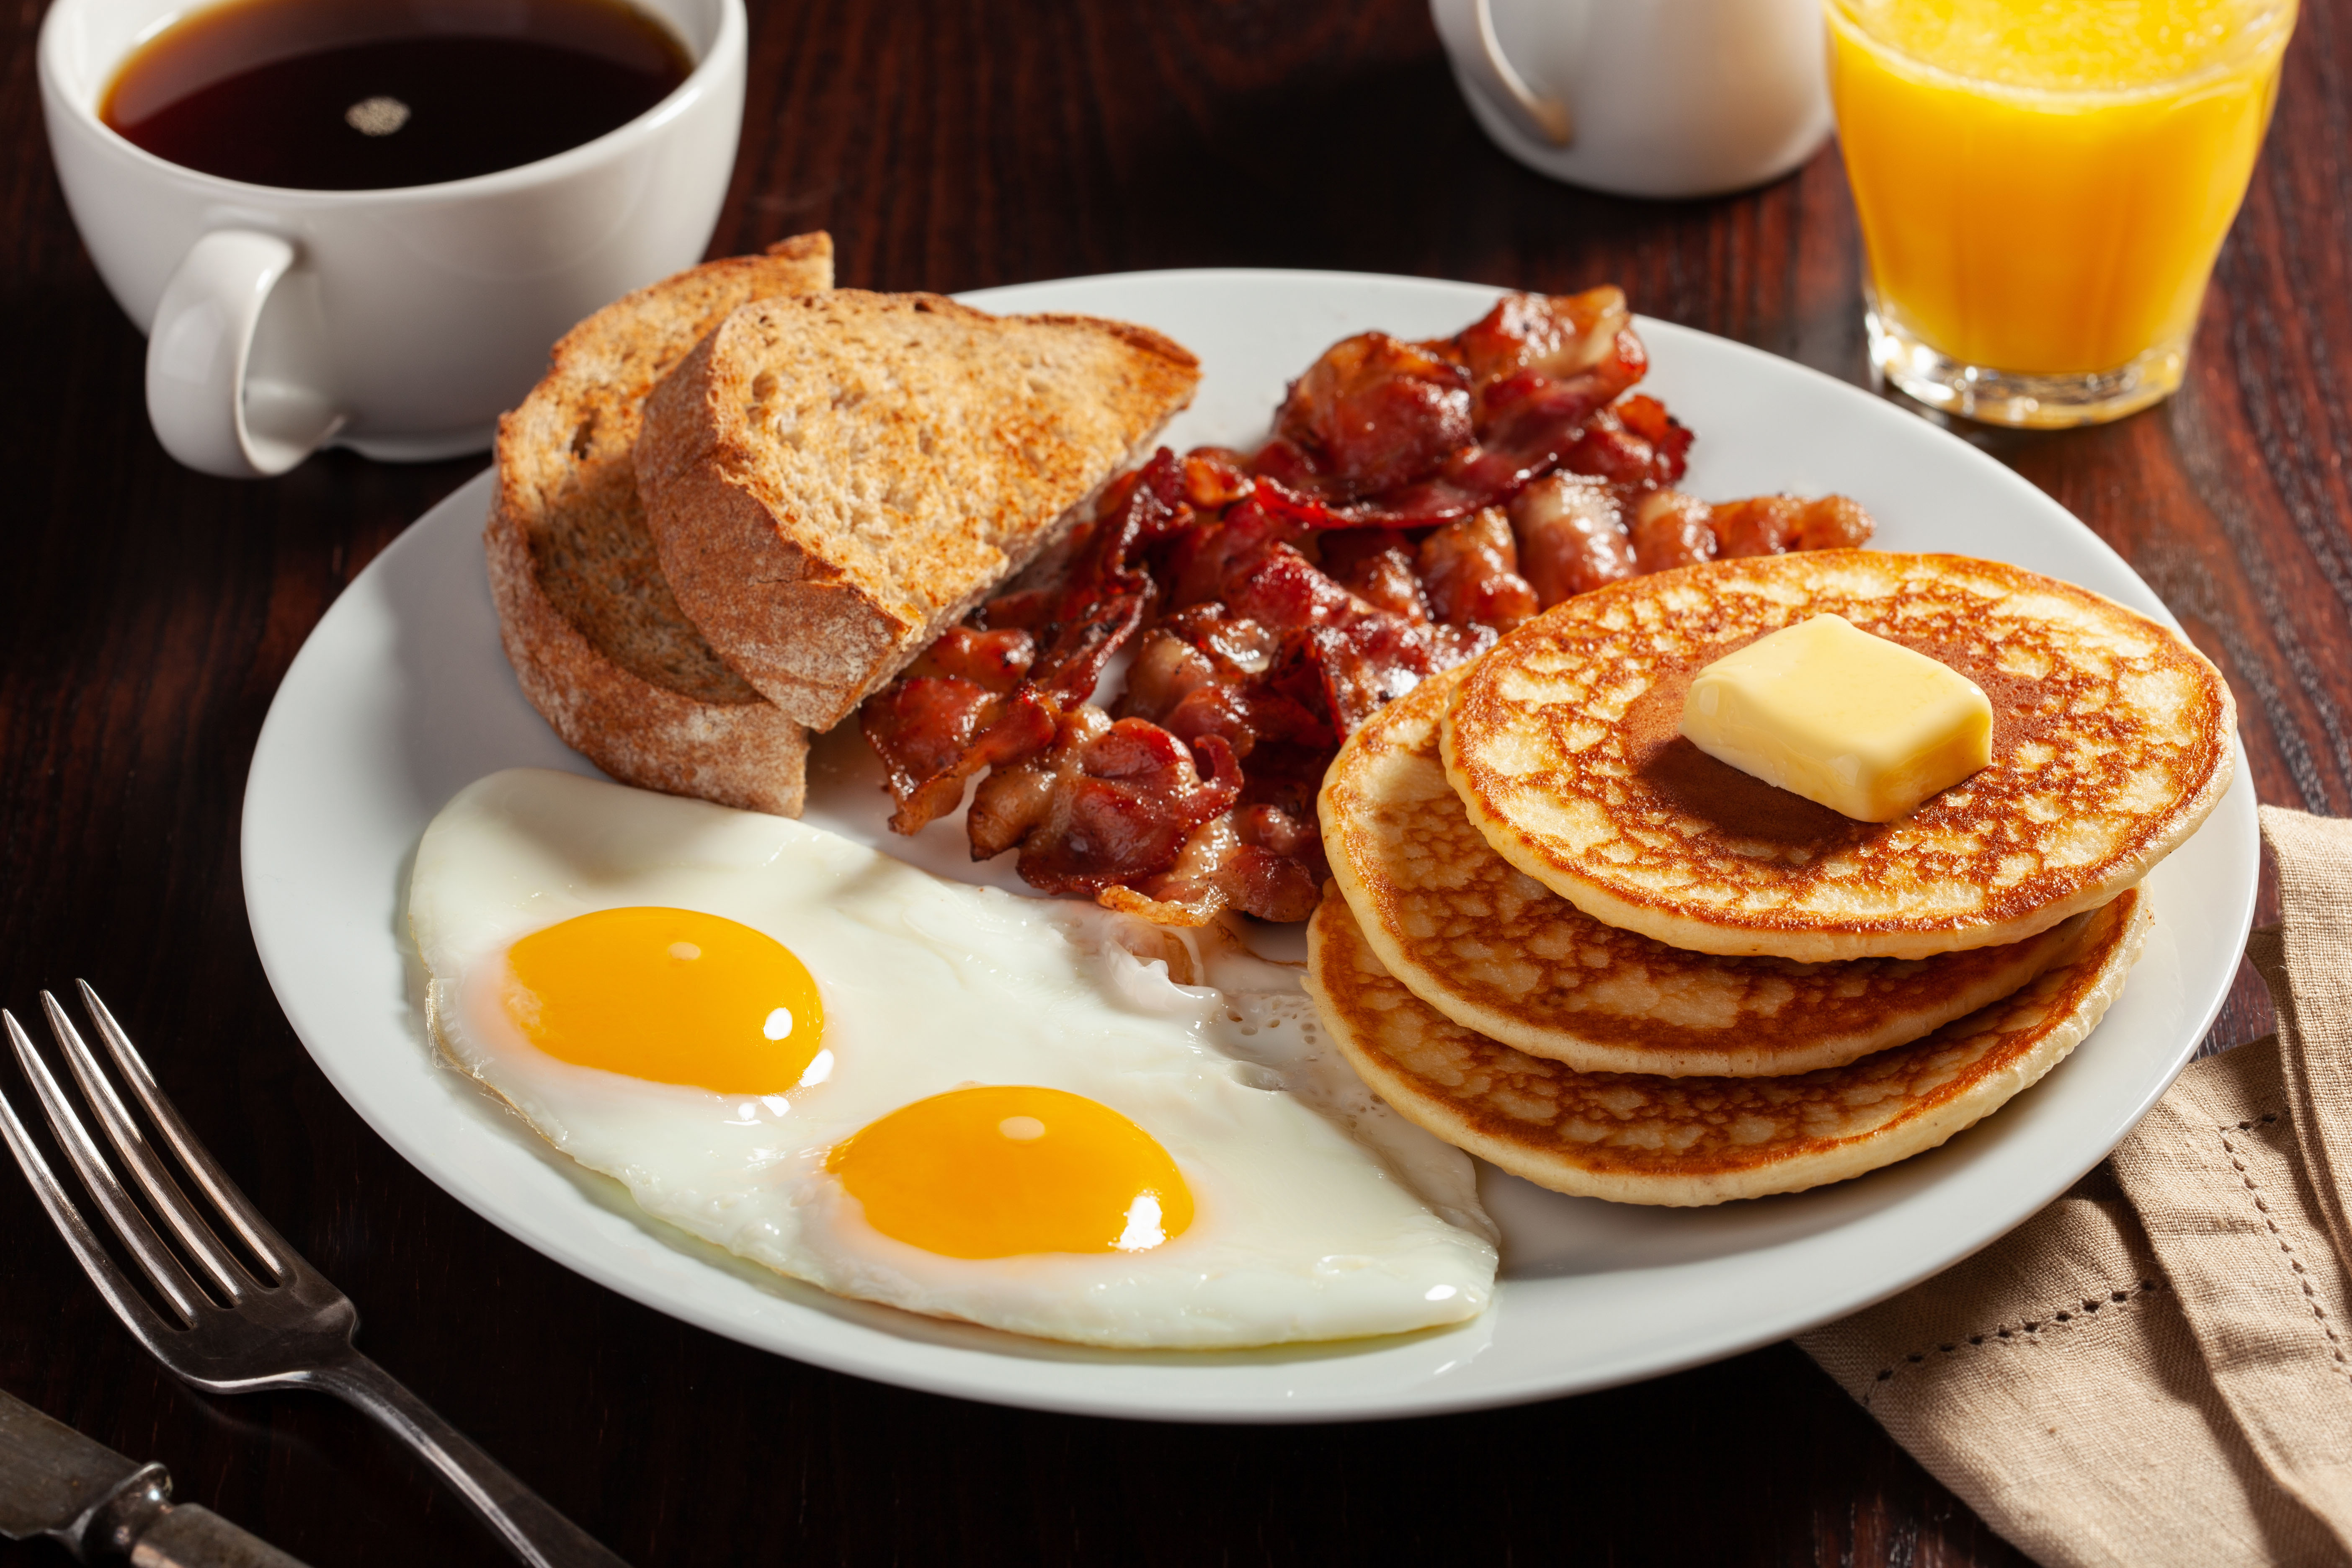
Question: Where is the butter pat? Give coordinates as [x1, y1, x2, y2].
[1679, 614, 1992, 823]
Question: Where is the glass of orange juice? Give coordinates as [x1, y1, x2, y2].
[1826, 0, 2296, 427]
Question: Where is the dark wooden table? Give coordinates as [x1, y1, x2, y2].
[4, 0, 2344, 1562]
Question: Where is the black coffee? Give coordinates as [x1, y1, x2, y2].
[101, 0, 693, 190]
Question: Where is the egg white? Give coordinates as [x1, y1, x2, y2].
[408, 768, 1497, 1349]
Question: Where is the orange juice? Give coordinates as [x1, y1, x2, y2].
[1827, 0, 2294, 423]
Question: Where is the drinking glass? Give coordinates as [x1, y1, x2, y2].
[1826, 0, 2295, 427]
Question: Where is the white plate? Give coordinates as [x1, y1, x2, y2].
[242, 269, 2258, 1422]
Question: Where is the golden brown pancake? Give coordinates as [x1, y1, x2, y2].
[1303, 882, 2148, 1207]
[1321, 664, 2094, 1076]
[1441, 552, 2231, 961]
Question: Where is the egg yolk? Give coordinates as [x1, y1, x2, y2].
[825, 1086, 1194, 1259]
[501, 907, 823, 1093]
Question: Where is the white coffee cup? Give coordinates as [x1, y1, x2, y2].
[39, 0, 746, 477]
[1431, 0, 1831, 200]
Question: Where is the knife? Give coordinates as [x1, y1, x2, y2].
[0, 1387, 308, 1566]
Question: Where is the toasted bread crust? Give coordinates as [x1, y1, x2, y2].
[634, 290, 1200, 729]
[486, 500, 813, 815]
[488, 235, 833, 817]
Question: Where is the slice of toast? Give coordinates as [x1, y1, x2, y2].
[487, 234, 833, 817]
[634, 291, 1201, 730]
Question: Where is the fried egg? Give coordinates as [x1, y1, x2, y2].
[407, 769, 1497, 1349]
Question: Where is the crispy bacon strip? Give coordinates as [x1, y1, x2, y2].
[1317, 529, 1430, 623]
[1452, 286, 1630, 415]
[1171, 510, 1489, 740]
[1417, 508, 1537, 630]
[1630, 490, 1722, 573]
[858, 625, 1041, 833]
[860, 449, 1190, 832]
[1630, 489, 1877, 575]
[1511, 473, 1633, 607]
[1097, 805, 1326, 926]
[965, 709, 1242, 895]
[1244, 292, 1653, 530]
[1271, 333, 1472, 499]
[1116, 615, 1304, 759]
[1182, 447, 1255, 509]
[1711, 494, 1877, 557]
[1557, 393, 1692, 495]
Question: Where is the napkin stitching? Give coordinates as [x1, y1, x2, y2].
[1860, 1277, 2168, 1407]
[2216, 1121, 2351, 1374]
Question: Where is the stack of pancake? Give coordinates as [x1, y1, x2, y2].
[1304, 551, 2236, 1206]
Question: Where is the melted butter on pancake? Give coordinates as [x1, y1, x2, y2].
[1678, 614, 1993, 823]
[1442, 552, 2233, 961]
[1302, 883, 2148, 1207]
[1322, 666, 2093, 1077]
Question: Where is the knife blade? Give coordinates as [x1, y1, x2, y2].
[0, 1387, 308, 1565]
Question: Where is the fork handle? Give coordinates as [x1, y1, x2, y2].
[307, 1353, 630, 1568]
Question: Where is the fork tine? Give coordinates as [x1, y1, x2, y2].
[4, 1010, 209, 1324]
[42, 992, 254, 1303]
[0, 1081, 182, 1347]
[75, 981, 294, 1281]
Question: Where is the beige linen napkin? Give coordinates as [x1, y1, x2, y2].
[1799, 807, 2352, 1568]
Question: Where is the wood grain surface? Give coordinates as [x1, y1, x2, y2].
[4, 0, 2345, 1561]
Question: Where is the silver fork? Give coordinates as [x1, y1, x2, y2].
[0, 982, 631, 1568]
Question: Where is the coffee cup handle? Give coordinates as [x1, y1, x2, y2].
[1467, 0, 1573, 148]
[145, 229, 343, 479]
